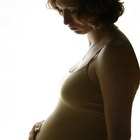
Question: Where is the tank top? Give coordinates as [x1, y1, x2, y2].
[35, 39, 112, 140]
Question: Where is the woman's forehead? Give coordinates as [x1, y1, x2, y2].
[55, 0, 79, 8]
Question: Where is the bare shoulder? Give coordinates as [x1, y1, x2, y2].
[98, 38, 138, 65]
[96, 38, 140, 93]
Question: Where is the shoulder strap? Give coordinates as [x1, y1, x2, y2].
[69, 39, 112, 73]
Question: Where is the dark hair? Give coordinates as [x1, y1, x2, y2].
[47, 0, 124, 27]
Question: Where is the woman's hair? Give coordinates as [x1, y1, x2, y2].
[47, 0, 124, 27]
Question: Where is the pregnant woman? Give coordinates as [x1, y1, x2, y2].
[29, 0, 140, 140]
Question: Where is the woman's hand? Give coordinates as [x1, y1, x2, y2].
[28, 120, 45, 140]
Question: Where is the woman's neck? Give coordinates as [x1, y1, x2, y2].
[87, 24, 118, 47]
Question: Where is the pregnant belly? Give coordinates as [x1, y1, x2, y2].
[36, 101, 107, 140]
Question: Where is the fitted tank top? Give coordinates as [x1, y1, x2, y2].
[36, 39, 112, 140]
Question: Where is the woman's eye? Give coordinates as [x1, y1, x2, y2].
[58, 9, 63, 15]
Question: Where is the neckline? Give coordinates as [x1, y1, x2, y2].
[69, 38, 112, 73]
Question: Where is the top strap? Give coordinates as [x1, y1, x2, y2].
[69, 39, 112, 73]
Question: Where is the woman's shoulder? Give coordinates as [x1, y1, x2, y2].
[95, 37, 140, 92]
[97, 36, 136, 62]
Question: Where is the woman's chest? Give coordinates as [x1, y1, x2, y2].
[60, 64, 103, 109]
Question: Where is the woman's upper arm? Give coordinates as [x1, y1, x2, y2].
[96, 41, 140, 140]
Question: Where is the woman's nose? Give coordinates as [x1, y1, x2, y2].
[63, 11, 73, 25]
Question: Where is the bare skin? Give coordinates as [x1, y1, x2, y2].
[87, 25, 140, 140]
[88, 32, 140, 140]
[28, 0, 140, 140]
[29, 121, 45, 140]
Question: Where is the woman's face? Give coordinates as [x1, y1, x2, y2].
[55, 0, 92, 34]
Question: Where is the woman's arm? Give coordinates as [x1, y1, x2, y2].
[95, 41, 139, 140]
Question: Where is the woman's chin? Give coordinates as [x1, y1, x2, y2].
[73, 30, 88, 35]
[71, 27, 92, 35]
